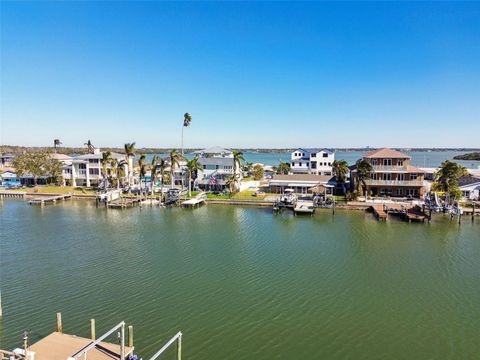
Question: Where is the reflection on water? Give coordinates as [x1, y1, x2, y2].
[1, 200, 479, 359]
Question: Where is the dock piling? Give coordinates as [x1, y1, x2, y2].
[177, 333, 182, 360]
[90, 318, 96, 340]
[120, 322, 125, 360]
[56, 312, 62, 333]
[128, 325, 134, 347]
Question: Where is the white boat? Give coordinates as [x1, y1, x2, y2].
[279, 188, 297, 206]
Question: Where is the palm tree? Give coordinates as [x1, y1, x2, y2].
[150, 155, 160, 197]
[354, 159, 373, 196]
[225, 174, 239, 194]
[232, 150, 245, 178]
[276, 161, 290, 175]
[138, 155, 147, 190]
[124, 142, 136, 186]
[157, 157, 168, 188]
[432, 160, 468, 202]
[84, 140, 95, 154]
[181, 112, 192, 155]
[110, 158, 118, 188]
[53, 139, 62, 153]
[186, 156, 202, 197]
[332, 159, 350, 194]
[101, 151, 112, 190]
[117, 160, 127, 189]
[169, 149, 182, 189]
[242, 162, 254, 177]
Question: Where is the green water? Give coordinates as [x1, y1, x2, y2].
[1, 200, 479, 359]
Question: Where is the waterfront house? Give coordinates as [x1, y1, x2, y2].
[290, 148, 334, 176]
[194, 146, 242, 191]
[269, 174, 336, 194]
[0, 170, 21, 188]
[459, 176, 480, 200]
[352, 148, 426, 198]
[67, 149, 128, 187]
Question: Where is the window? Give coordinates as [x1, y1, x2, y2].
[398, 174, 404, 181]
[383, 159, 392, 166]
[216, 165, 219, 169]
[410, 174, 418, 180]
[396, 189, 403, 196]
[311, 161, 317, 169]
[203, 165, 206, 169]
[79, 164, 86, 169]
[323, 153, 328, 158]
[89, 168, 99, 175]
[371, 159, 378, 166]
[328, 162, 331, 166]
[324, 171, 332, 176]
[382, 173, 391, 180]
[302, 153, 305, 157]
[292, 162, 295, 167]
[311, 153, 316, 158]
[398, 159, 404, 166]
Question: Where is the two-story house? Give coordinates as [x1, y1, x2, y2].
[194, 146, 242, 191]
[353, 148, 426, 198]
[65, 149, 127, 187]
[290, 148, 335, 176]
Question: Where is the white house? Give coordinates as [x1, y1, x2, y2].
[290, 148, 335, 176]
[460, 178, 480, 201]
[54, 149, 128, 187]
[194, 146, 242, 191]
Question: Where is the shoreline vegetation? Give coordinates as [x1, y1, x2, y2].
[454, 152, 480, 161]
[2, 145, 480, 155]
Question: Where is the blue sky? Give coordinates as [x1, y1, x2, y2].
[1, 2, 479, 148]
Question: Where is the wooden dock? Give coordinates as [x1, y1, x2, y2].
[28, 332, 134, 360]
[107, 197, 142, 209]
[372, 204, 429, 222]
[28, 194, 72, 205]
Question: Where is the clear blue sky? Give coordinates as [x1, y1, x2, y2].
[1, 2, 479, 148]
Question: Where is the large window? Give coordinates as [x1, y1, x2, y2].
[311, 161, 317, 169]
[323, 153, 328, 158]
[311, 153, 316, 158]
[383, 159, 392, 166]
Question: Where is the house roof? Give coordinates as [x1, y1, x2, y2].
[364, 148, 410, 159]
[406, 165, 425, 173]
[193, 146, 232, 155]
[294, 148, 334, 154]
[199, 157, 234, 166]
[74, 152, 125, 160]
[459, 176, 480, 187]
[50, 153, 72, 160]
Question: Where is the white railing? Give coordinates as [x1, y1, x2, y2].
[69, 321, 125, 360]
[372, 165, 408, 171]
[365, 179, 423, 186]
[148, 331, 182, 360]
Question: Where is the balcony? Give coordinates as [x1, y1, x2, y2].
[364, 179, 424, 187]
[372, 165, 408, 172]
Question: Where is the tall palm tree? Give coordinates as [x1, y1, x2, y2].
[117, 160, 127, 189]
[354, 159, 373, 195]
[332, 159, 350, 194]
[101, 151, 112, 190]
[150, 155, 160, 197]
[181, 113, 192, 156]
[186, 156, 202, 197]
[53, 139, 62, 153]
[138, 155, 147, 190]
[169, 149, 182, 189]
[232, 150, 244, 179]
[157, 157, 168, 188]
[124, 142, 136, 186]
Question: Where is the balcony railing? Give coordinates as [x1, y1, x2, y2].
[372, 165, 408, 172]
[364, 179, 424, 187]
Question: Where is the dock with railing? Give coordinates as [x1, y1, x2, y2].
[182, 192, 206, 208]
[0, 312, 183, 360]
[372, 204, 429, 222]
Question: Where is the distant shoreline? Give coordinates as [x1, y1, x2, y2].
[2, 145, 480, 156]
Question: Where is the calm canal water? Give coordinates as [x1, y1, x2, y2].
[1, 200, 479, 359]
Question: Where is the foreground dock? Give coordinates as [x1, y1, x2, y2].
[28, 194, 72, 206]
[372, 204, 429, 222]
[107, 197, 143, 209]
[182, 192, 206, 208]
